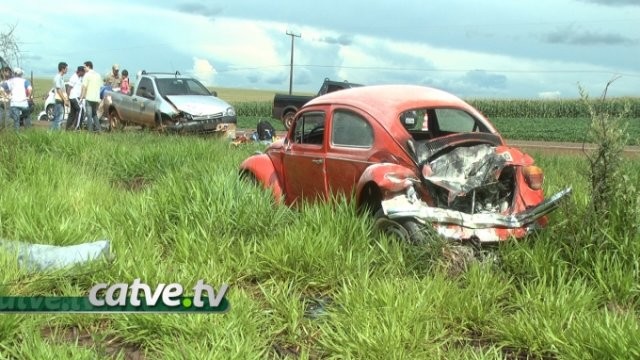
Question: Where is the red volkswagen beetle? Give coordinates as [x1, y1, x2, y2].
[240, 85, 571, 243]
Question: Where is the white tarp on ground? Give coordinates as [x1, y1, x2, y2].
[0, 239, 111, 272]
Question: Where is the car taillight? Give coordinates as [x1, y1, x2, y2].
[523, 166, 544, 190]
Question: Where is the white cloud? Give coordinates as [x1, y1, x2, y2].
[538, 91, 562, 99]
[4, 0, 639, 98]
[192, 58, 217, 85]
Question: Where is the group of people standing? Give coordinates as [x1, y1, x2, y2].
[51, 61, 130, 132]
[0, 66, 34, 130]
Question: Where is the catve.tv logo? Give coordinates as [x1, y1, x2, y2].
[0, 279, 229, 313]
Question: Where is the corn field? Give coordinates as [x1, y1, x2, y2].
[231, 98, 640, 119]
[468, 97, 640, 118]
[230, 101, 273, 117]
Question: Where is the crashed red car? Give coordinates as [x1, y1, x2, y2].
[240, 85, 571, 243]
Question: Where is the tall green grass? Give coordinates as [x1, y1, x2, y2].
[0, 128, 638, 358]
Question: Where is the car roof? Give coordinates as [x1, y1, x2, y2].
[147, 74, 192, 80]
[305, 84, 495, 137]
[323, 79, 363, 88]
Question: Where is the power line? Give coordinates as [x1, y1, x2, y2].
[207, 63, 640, 77]
[294, 64, 640, 77]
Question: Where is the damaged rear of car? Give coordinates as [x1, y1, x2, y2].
[377, 107, 571, 243]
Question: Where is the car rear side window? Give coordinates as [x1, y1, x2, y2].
[293, 111, 325, 145]
[331, 110, 374, 148]
[435, 109, 478, 133]
[136, 78, 154, 99]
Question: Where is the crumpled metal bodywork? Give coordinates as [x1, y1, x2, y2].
[381, 144, 572, 242]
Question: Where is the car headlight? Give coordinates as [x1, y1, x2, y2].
[225, 107, 236, 117]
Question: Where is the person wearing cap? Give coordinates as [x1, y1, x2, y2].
[104, 63, 121, 89]
[0, 67, 11, 128]
[66, 66, 86, 130]
[4, 67, 33, 129]
[17, 68, 35, 119]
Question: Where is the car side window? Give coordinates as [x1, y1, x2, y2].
[435, 109, 479, 133]
[293, 111, 325, 145]
[331, 110, 374, 148]
[136, 78, 155, 99]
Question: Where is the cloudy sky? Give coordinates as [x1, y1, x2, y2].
[2, 0, 639, 98]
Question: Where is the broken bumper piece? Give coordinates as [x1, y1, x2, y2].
[381, 187, 572, 242]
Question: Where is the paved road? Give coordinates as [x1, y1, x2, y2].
[506, 140, 640, 158]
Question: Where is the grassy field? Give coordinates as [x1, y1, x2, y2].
[0, 130, 639, 358]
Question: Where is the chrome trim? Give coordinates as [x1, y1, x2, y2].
[382, 187, 572, 229]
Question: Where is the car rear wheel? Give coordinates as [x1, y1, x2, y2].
[45, 104, 54, 121]
[373, 209, 430, 244]
[283, 111, 295, 130]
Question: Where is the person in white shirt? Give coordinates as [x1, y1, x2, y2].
[51, 62, 69, 130]
[80, 60, 102, 132]
[66, 66, 86, 130]
[5, 67, 32, 129]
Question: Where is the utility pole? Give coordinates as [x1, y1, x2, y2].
[286, 30, 301, 95]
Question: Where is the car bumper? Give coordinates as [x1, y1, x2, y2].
[381, 187, 572, 242]
[167, 116, 237, 137]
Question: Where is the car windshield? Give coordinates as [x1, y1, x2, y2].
[156, 78, 212, 97]
[399, 107, 489, 139]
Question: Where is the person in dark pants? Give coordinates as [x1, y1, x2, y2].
[80, 61, 102, 132]
[51, 62, 69, 130]
[66, 66, 86, 130]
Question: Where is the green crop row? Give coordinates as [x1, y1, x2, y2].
[230, 98, 640, 120]
[469, 97, 640, 119]
[230, 101, 273, 117]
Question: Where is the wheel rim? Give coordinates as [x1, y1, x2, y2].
[109, 110, 123, 131]
[284, 112, 295, 130]
[374, 217, 411, 241]
[46, 106, 54, 121]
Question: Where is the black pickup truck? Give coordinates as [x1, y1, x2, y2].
[272, 78, 363, 129]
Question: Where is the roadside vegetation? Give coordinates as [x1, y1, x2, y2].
[0, 123, 638, 358]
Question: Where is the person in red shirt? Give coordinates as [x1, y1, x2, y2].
[120, 69, 130, 95]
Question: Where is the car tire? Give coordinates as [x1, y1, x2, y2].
[373, 209, 430, 244]
[239, 170, 259, 185]
[109, 109, 124, 131]
[45, 104, 54, 121]
[283, 111, 295, 130]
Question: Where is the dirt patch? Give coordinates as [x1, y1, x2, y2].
[112, 176, 151, 191]
[272, 342, 302, 358]
[502, 346, 558, 360]
[507, 140, 640, 158]
[453, 330, 558, 360]
[41, 324, 145, 359]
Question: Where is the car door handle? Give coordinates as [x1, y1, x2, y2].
[312, 159, 323, 164]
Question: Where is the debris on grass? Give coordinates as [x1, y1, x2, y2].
[0, 239, 112, 272]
